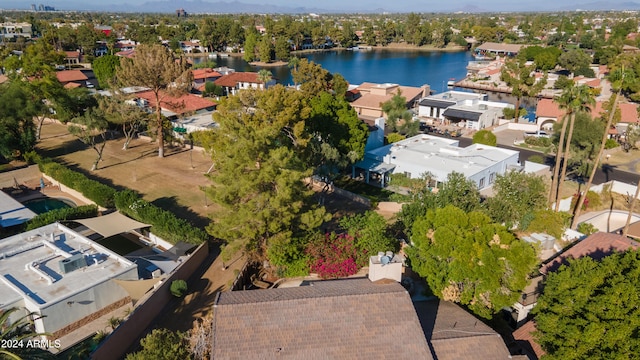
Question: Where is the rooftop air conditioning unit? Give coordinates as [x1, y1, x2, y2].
[58, 253, 87, 274]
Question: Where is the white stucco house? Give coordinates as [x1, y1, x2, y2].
[418, 91, 513, 130]
[352, 134, 520, 189]
[0, 223, 138, 339]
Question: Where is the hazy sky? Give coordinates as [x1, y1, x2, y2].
[7, 0, 601, 12]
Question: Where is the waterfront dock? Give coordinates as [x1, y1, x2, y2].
[453, 78, 556, 99]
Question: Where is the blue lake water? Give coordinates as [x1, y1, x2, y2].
[196, 49, 474, 93]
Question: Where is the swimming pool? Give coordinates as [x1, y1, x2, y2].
[23, 198, 77, 214]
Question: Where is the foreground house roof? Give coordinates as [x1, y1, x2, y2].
[512, 320, 546, 360]
[540, 232, 640, 275]
[212, 278, 433, 359]
[414, 300, 514, 360]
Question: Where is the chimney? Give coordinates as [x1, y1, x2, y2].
[368, 251, 403, 282]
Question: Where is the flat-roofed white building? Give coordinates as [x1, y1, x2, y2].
[0, 22, 32, 39]
[0, 191, 36, 227]
[0, 223, 137, 338]
[353, 134, 520, 189]
[418, 91, 513, 130]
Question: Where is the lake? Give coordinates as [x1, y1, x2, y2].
[194, 49, 474, 93]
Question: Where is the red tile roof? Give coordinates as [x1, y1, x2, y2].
[594, 101, 638, 124]
[63, 82, 82, 89]
[64, 51, 80, 59]
[535, 98, 565, 119]
[135, 91, 216, 114]
[192, 68, 222, 80]
[540, 232, 640, 274]
[214, 72, 262, 87]
[513, 320, 546, 359]
[212, 278, 433, 359]
[56, 70, 88, 83]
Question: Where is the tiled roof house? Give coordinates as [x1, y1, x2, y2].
[212, 278, 515, 359]
[349, 82, 429, 120]
[540, 231, 640, 275]
[213, 72, 274, 96]
[134, 90, 216, 117]
[56, 70, 88, 87]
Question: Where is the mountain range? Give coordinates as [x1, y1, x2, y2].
[4, 0, 640, 13]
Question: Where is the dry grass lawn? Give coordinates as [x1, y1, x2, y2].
[37, 121, 218, 228]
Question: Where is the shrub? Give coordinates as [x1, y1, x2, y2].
[577, 222, 598, 236]
[114, 190, 208, 244]
[386, 133, 405, 144]
[170, 280, 188, 297]
[524, 136, 551, 147]
[604, 139, 619, 149]
[571, 190, 601, 211]
[472, 130, 497, 146]
[25, 205, 99, 230]
[39, 161, 116, 208]
[306, 233, 359, 279]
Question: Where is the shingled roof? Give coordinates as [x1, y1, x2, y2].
[413, 300, 513, 360]
[212, 278, 433, 360]
[540, 232, 640, 275]
[214, 72, 262, 87]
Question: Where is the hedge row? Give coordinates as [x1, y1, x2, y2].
[26, 205, 99, 230]
[114, 190, 208, 244]
[39, 161, 117, 208]
[38, 160, 207, 245]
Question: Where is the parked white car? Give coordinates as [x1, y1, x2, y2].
[524, 131, 550, 138]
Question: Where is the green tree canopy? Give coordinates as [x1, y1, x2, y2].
[472, 129, 497, 146]
[339, 211, 398, 265]
[0, 81, 39, 160]
[115, 44, 192, 158]
[407, 205, 538, 318]
[485, 171, 547, 228]
[207, 86, 329, 261]
[501, 57, 548, 120]
[533, 250, 640, 359]
[92, 54, 120, 89]
[125, 328, 191, 360]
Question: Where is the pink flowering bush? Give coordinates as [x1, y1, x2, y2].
[306, 233, 360, 279]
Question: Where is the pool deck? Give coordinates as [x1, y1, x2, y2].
[10, 180, 92, 208]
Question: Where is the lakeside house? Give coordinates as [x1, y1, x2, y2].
[213, 72, 275, 96]
[418, 91, 513, 130]
[352, 133, 520, 189]
[474, 42, 527, 59]
[348, 82, 430, 120]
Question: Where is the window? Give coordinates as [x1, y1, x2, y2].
[479, 177, 485, 188]
[404, 171, 412, 178]
[489, 172, 495, 184]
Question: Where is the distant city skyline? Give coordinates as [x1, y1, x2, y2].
[4, 0, 640, 13]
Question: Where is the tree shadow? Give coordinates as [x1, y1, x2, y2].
[37, 138, 88, 159]
[601, 163, 617, 183]
[151, 196, 211, 229]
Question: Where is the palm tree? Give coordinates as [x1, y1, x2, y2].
[554, 84, 595, 211]
[500, 57, 548, 122]
[548, 111, 569, 207]
[257, 69, 272, 89]
[1, 307, 51, 360]
[572, 70, 630, 229]
[288, 57, 300, 86]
